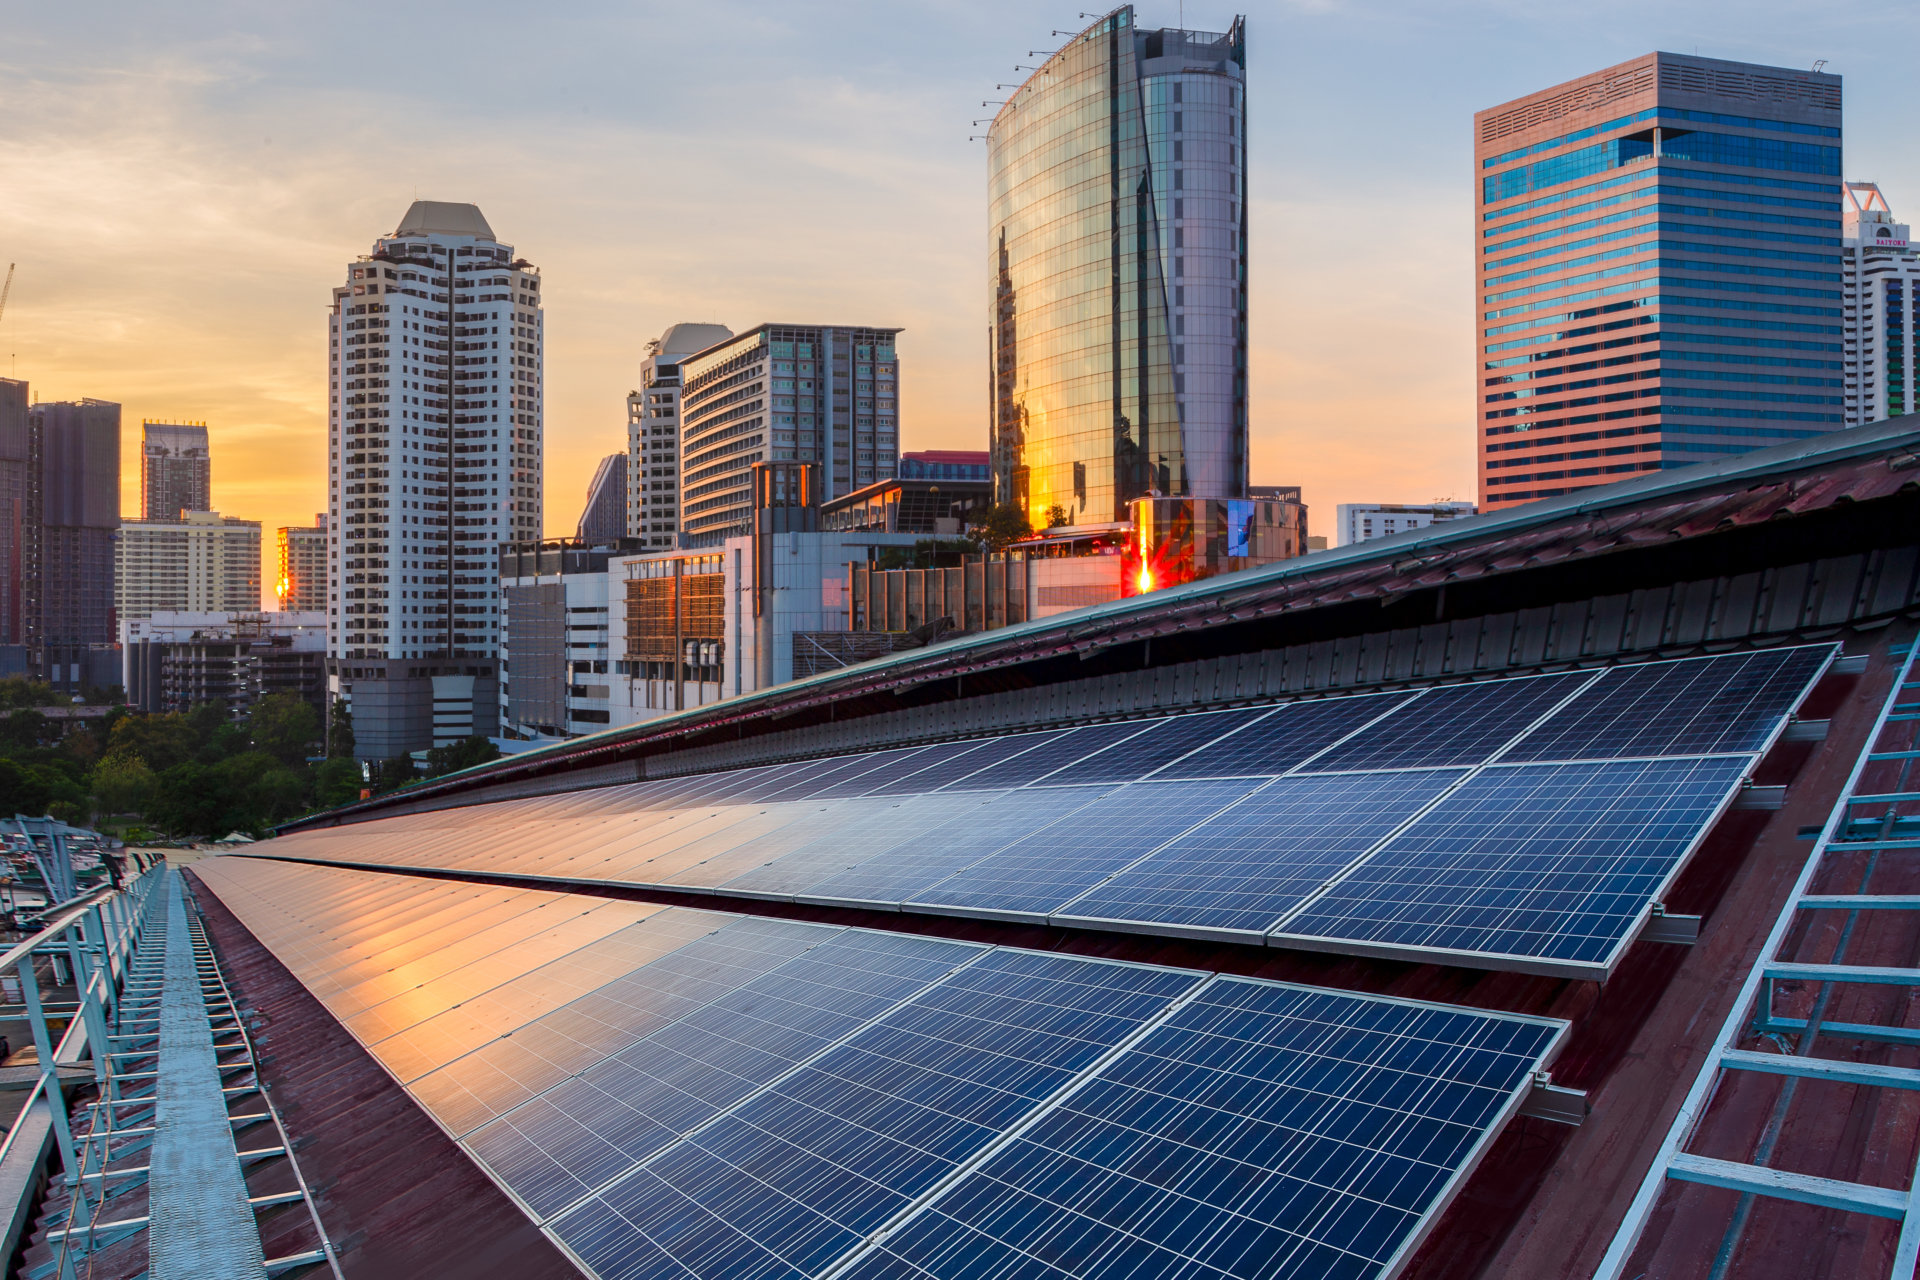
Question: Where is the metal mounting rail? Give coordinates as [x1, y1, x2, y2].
[21, 867, 342, 1280]
[1595, 641, 1920, 1279]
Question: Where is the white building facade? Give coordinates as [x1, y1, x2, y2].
[628, 323, 733, 548]
[1334, 502, 1475, 547]
[1842, 182, 1920, 426]
[115, 511, 261, 622]
[326, 200, 542, 758]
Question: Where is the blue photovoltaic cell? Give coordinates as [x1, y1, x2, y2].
[865, 736, 1058, 796]
[1502, 645, 1832, 763]
[946, 722, 1149, 791]
[1152, 690, 1415, 779]
[801, 746, 947, 799]
[839, 979, 1561, 1280]
[1064, 707, 1274, 784]
[1058, 770, 1466, 936]
[413, 916, 833, 1136]
[551, 951, 1204, 1280]
[466, 930, 982, 1220]
[906, 779, 1267, 919]
[1301, 670, 1593, 773]
[1280, 756, 1752, 966]
[795, 786, 1115, 907]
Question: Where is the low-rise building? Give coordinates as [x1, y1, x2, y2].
[1334, 501, 1474, 547]
[121, 611, 327, 718]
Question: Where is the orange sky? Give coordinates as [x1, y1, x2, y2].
[4, 3, 1909, 609]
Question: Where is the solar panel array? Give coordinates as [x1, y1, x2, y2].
[193, 858, 1567, 1280]
[259, 645, 1832, 977]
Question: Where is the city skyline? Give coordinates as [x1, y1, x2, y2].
[4, 1, 1916, 578]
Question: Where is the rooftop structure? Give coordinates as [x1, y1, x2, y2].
[27, 418, 1920, 1280]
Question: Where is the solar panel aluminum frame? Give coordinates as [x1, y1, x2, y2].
[816, 977, 1572, 1280]
[1261, 645, 1839, 980]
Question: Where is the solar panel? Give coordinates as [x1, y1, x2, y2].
[1502, 645, 1834, 763]
[904, 779, 1266, 921]
[715, 792, 1009, 898]
[1276, 756, 1752, 972]
[413, 915, 833, 1136]
[1301, 670, 1594, 773]
[1063, 707, 1275, 784]
[795, 785, 1116, 908]
[1151, 690, 1415, 779]
[548, 951, 1205, 1279]
[1055, 770, 1466, 940]
[837, 979, 1564, 1280]
[864, 736, 1055, 796]
[940, 722, 1145, 791]
[796, 745, 945, 799]
[466, 930, 981, 1221]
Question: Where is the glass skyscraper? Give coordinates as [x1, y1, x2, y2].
[1476, 54, 1844, 510]
[987, 7, 1247, 528]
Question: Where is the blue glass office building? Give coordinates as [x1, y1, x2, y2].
[987, 7, 1248, 527]
[1475, 53, 1844, 509]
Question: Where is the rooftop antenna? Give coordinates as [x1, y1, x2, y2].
[1812, 59, 1828, 73]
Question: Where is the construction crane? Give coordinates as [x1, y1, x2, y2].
[0, 264, 12, 328]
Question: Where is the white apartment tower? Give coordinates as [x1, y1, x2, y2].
[627, 323, 732, 548]
[115, 512, 262, 623]
[1842, 182, 1920, 426]
[327, 200, 543, 758]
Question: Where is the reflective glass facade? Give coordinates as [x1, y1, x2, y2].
[1475, 53, 1845, 510]
[987, 7, 1246, 527]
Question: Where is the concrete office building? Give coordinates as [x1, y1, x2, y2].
[1476, 53, 1845, 510]
[122, 610, 327, 718]
[1840, 182, 1920, 426]
[327, 200, 541, 757]
[0, 380, 28, 647]
[116, 511, 262, 622]
[25, 398, 120, 688]
[140, 420, 211, 519]
[576, 454, 626, 545]
[627, 323, 732, 548]
[987, 8, 1248, 527]
[276, 516, 327, 613]
[498, 539, 628, 739]
[678, 324, 900, 542]
[1335, 501, 1476, 547]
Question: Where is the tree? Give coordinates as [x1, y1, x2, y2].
[248, 694, 320, 767]
[0, 758, 52, 816]
[0, 710, 45, 753]
[0, 678, 56, 711]
[327, 697, 356, 759]
[425, 736, 501, 779]
[313, 756, 365, 809]
[1045, 504, 1071, 529]
[970, 502, 1032, 551]
[92, 753, 155, 818]
[371, 756, 417, 794]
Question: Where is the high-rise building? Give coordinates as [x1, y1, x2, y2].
[0, 379, 28, 646]
[576, 454, 626, 544]
[276, 515, 327, 612]
[627, 323, 732, 548]
[1841, 182, 1920, 425]
[678, 324, 901, 542]
[140, 420, 211, 519]
[116, 511, 261, 622]
[25, 398, 120, 686]
[1334, 501, 1476, 547]
[1476, 54, 1845, 511]
[327, 201, 541, 757]
[986, 8, 1248, 528]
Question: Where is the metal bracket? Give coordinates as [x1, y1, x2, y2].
[1732, 784, 1788, 811]
[1782, 718, 1831, 743]
[1518, 1072, 1589, 1126]
[1831, 654, 1869, 675]
[1642, 903, 1701, 945]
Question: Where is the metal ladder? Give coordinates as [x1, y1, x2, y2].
[1596, 639, 1920, 1279]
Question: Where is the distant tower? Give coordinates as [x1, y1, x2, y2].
[326, 201, 542, 757]
[986, 8, 1248, 526]
[627, 323, 732, 548]
[1841, 182, 1920, 424]
[277, 515, 327, 612]
[575, 454, 626, 544]
[140, 420, 211, 519]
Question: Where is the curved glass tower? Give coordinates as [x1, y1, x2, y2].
[987, 7, 1247, 527]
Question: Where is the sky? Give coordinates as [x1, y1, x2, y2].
[3, 0, 1914, 601]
